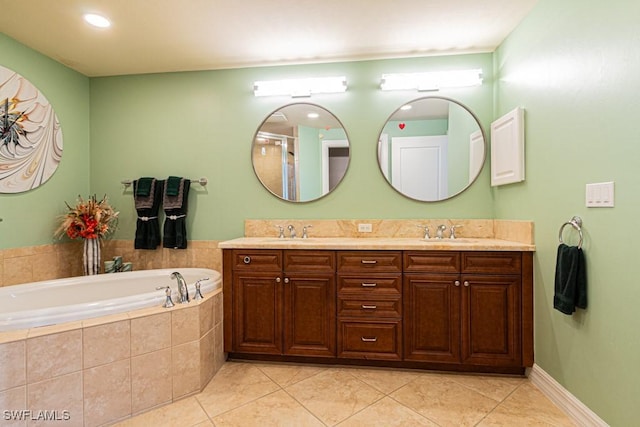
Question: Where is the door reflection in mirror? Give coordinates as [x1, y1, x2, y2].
[252, 103, 350, 202]
[377, 96, 486, 202]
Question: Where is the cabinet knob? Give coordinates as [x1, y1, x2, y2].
[284, 278, 290, 284]
[464, 281, 470, 287]
[454, 280, 460, 287]
[243, 256, 251, 264]
[276, 277, 281, 283]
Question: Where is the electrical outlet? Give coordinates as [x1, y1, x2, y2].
[358, 223, 373, 233]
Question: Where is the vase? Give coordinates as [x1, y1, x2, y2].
[83, 238, 101, 275]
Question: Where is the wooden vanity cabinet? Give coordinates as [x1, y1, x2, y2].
[225, 249, 336, 357]
[223, 248, 534, 373]
[403, 251, 530, 368]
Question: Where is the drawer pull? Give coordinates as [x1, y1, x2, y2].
[243, 256, 251, 264]
[361, 260, 378, 265]
[361, 283, 377, 287]
[361, 305, 377, 310]
[361, 337, 378, 342]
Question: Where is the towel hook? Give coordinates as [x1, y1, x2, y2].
[558, 216, 583, 249]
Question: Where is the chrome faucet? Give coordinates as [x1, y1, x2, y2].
[170, 271, 190, 303]
[275, 225, 285, 238]
[417, 225, 430, 239]
[287, 224, 297, 239]
[436, 224, 447, 239]
[450, 225, 462, 239]
[302, 225, 312, 239]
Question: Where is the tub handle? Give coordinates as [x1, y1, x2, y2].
[193, 278, 208, 300]
[156, 286, 175, 308]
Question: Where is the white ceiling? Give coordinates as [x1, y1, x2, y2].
[0, 0, 538, 77]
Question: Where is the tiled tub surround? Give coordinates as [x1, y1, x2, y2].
[0, 240, 222, 288]
[0, 289, 225, 427]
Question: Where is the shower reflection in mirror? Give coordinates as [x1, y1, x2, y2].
[252, 103, 350, 203]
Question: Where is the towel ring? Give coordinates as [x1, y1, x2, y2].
[558, 216, 583, 249]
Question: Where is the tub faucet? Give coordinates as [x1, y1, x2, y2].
[170, 271, 190, 303]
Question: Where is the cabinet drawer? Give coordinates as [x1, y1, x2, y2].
[337, 275, 402, 295]
[461, 252, 521, 274]
[404, 251, 461, 273]
[232, 250, 282, 271]
[284, 250, 335, 273]
[338, 297, 402, 318]
[338, 321, 402, 360]
[337, 251, 402, 273]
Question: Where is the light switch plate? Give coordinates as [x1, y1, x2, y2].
[586, 181, 614, 207]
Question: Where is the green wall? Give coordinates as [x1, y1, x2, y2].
[494, 1, 640, 425]
[0, 34, 90, 249]
[89, 54, 495, 241]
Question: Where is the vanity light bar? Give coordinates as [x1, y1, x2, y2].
[253, 76, 347, 97]
[380, 69, 483, 91]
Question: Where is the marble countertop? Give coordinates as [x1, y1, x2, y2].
[218, 237, 536, 251]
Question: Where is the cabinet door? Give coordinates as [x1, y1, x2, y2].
[461, 275, 521, 366]
[404, 274, 461, 363]
[284, 273, 336, 357]
[233, 272, 283, 354]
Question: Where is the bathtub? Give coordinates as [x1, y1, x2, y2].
[0, 268, 221, 331]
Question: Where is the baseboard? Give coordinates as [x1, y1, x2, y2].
[529, 364, 609, 427]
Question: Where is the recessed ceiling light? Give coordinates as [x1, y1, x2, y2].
[84, 13, 111, 28]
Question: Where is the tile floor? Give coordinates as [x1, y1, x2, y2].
[115, 361, 575, 427]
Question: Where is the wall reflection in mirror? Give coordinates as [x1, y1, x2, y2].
[377, 96, 486, 202]
[252, 103, 350, 202]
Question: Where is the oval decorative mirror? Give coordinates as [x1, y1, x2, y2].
[252, 103, 350, 202]
[377, 96, 486, 202]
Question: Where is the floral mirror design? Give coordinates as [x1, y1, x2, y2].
[252, 103, 350, 202]
[377, 96, 486, 202]
[0, 65, 63, 193]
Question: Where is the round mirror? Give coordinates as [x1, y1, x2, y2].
[252, 103, 350, 202]
[377, 96, 486, 202]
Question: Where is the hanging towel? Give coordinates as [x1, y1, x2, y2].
[135, 177, 154, 197]
[133, 179, 164, 250]
[553, 243, 587, 315]
[163, 178, 190, 249]
[134, 178, 157, 210]
[166, 176, 182, 196]
[163, 178, 186, 210]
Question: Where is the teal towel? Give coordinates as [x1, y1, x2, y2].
[166, 176, 182, 196]
[135, 177, 154, 197]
